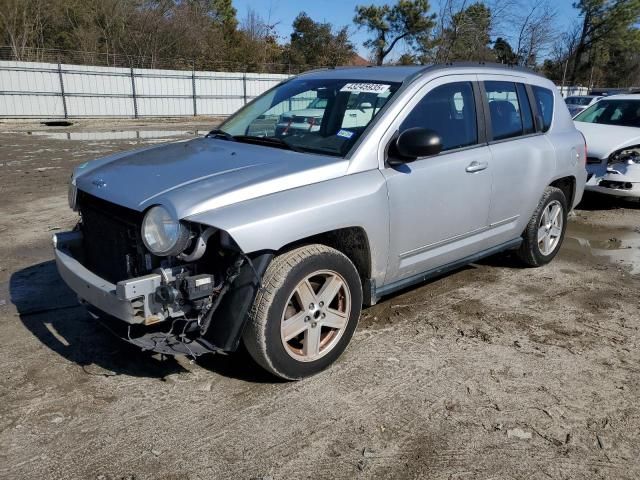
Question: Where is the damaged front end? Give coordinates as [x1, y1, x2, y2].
[586, 145, 640, 197]
[53, 192, 272, 357]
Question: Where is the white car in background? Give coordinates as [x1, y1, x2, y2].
[276, 91, 389, 135]
[564, 95, 602, 117]
[574, 95, 640, 198]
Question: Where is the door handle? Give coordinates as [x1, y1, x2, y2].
[465, 161, 488, 173]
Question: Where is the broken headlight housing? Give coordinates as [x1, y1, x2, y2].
[609, 146, 640, 164]
[141, 205, 191, 256]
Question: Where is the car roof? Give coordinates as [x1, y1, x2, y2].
[296, 63, 543, 84]
[296, 66, 425, 83]
[596, 94, 640, 101]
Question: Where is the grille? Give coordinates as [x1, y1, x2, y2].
[78, 192, 150, 284]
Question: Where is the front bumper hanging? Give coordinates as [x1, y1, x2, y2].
[53, 231, 221, 356]
[53, 231, 167, 325]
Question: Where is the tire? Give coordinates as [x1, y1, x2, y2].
[517, 186, 568, 267]
[243, 244, 363, 380]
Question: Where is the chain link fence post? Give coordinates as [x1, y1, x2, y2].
[130, 65, 138, 119]
[192, 60, 197, 116]
[57, 60, 68, 119]
[243, 68, 248, 105]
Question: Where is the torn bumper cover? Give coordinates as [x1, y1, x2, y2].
[586, 156, 640, 198]
[52, 230, 272, 356]
[53, 231, 166, 325]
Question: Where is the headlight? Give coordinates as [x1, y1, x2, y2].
[68, 173, 78, 211]
[141, 206, 191, 256]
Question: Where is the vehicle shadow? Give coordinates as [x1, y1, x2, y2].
[576, 191, 640, 211]
[9, 260, 274, 383]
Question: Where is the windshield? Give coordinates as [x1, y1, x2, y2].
[566, 96, 593, 106]
[219, 78, 401, 157]
[574, 99, 640, 127]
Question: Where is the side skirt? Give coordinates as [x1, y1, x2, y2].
[371, 238, 522, 303]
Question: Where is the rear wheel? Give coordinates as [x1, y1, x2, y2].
[243, 245, 362, 380]
[517, 186, 568, 267]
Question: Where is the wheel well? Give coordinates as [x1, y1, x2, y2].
[280, 227, 372, 280]
[550, 176, 575, 207]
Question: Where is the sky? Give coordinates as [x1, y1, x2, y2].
[231, 0, 580, 61]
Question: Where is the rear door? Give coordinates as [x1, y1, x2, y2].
[477, 76, 556, 247]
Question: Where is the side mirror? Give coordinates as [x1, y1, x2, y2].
[394, 128, 443, 161]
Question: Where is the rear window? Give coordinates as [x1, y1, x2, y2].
[532, 86, 554, 132]
[566, 96, 593, 106]
[483, 81, 535, 140]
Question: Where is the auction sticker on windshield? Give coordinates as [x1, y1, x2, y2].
[340, 83, 390, 94]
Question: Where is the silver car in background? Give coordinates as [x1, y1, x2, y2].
[54, 64, 587, 379]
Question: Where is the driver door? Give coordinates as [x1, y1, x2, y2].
[382, 77, 493, 285]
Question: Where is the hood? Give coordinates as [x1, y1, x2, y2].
[574, 121, 640, 158]
[75, 137, 348, 219]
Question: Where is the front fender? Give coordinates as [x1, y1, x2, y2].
[185, 170, 390, 285]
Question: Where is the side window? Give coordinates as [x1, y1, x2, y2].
[532, 86, 554, 132]
[484, 81, 523, 140]
[516, 83, 535, 134]
[400, 82, 477, 151]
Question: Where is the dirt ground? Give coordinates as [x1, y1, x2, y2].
[0, 120, 639, 480]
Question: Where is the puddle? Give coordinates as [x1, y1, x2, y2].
[25, 130, 208, 141]
[565, 221, 640, 274]
[41, 121, 74, 127]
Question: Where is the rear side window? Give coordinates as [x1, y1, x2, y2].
[532, 86, 554, 132]
[484, 81, 524, 140]
[400, 82, 478, 152]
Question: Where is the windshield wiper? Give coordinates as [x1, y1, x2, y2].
[233, 135, 303, 152]
[206, 129, 236, 141]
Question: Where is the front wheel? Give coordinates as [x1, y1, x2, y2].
[517, 186, 568, 267]
[243, 245, 362, 380]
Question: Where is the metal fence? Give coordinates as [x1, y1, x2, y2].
[0, 60, 293, 119]
[557, 86, 589, 98]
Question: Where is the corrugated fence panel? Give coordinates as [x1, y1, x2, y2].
[245, 73, 287, 100]
[0, 61, 64, 117]
[135, 68, 193, 116]
[196, 71, 244, 116]
[0, 60, 294, 118]
[63, 64, 134, 117]
[0, 93, 64, 117]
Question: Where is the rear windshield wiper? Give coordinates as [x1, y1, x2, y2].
[206, 129, 236, 141]
[233, 135, 303, 152]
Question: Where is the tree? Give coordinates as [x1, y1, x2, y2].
[287, 12, 354, 67]
[354, 0, 436, 65]
[494, 37, 516, 64]
[569, 0, 640, 84]
[231, 8, 283, 70]
[435, 2, 494, 62]
[539, 24, 582, 84]
[512, 0, 557, 67]
[0, 0, 47, 59]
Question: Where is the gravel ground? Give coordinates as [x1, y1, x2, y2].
[0, 121, 639, 480]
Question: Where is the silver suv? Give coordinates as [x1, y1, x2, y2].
[54, 64, 587, 379]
